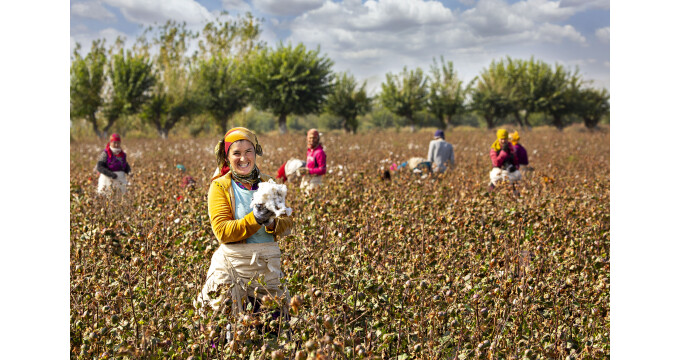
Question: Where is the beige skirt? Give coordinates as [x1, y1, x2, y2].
[195, 242, 289, 316]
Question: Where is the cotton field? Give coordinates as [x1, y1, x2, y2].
[70, 127, 610, 359]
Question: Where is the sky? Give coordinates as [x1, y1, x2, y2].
[70, 0, 610, 94]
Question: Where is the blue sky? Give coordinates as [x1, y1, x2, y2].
[70, 0, 610, 94]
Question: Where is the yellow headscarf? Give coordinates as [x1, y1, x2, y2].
[213, 127, 263, 180]
[510, 131, 520, 145]
[491, 129, 509, 151]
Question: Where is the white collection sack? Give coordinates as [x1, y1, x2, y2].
[97, 171, 128, 194]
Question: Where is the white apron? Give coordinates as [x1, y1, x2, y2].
[489, 167, 521, 186]
[97, 172, 128, 195]
[196, 242, 289, 316]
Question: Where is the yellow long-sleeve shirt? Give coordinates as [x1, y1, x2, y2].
[208, 172, 294, 244]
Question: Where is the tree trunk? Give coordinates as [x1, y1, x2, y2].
[89, 113, 103, 138]
[513, 112, 525, 128]
[485, 115, 494, 130]
[161, 114, 184, 139]
[278, 114, 287, 134]
[158, 128, 169, 139]
[221, 118, 229, 135]
[102, 114, 119, 138]
[552, 115, 564, 131]
[407, 116, 415, 133]
[584, 116, 598, 129]
[342, 118, 350, 133]
[522, 113, 532, 130]
[445, 114, 452, 130]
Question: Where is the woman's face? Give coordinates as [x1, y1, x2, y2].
[307, 132, 319, 149]
[111, 140, 121, 148]
[228, 140, 256, 175]
[499, 138, 508, 148]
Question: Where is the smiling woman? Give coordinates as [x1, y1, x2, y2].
[197, 127, 294, 318]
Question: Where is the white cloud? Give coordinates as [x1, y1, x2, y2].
[462, 0, 575, 37]
[559, 0, 609, 11]
[511, 0, 575, 22]
[463, 0, 532, 36]
[595, 26, 609, 43]
[274, 0, 605, 94]
[102, 0, 213, 26]
[288, 0, 585, 63]
[535, 23, 586, 45]
[253, 0, 324, 16]
[222, 0, 251, 12]
[288, 0, 456, 49]
[351, 0, 454, 31]
[71, 1, 116, 22]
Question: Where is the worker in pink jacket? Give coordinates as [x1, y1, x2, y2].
[298, 128, 326, 193]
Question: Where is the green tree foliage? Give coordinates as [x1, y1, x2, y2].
[140, 21, 199, 139]
[516, 57, 552, 128]
[497, 57, 530, 128]
[196, 57, 249, 134]
[198, 12, 263, 60]
[102, 38, 156, 137]
[540, 64, 582, 130]
[325, 72, 372, 133]
[195, 13, 261, 134]
[380, 66, 428, 132]
[245, 42, 334, 134]
[364, 104, 400, 130]
[427, 57, 466, 129]
[70, 40, 107, 138]
[471, 60, 515, 129]
[576, 87, 610, 129]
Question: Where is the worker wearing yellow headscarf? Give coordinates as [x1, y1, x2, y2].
[509, 130, 529, 166]
[491, 129, 509, 152]
[488, 128, 521, 194]
[198, 127, 294, 318]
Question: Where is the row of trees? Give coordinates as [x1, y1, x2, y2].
[71, 13, 609, 138]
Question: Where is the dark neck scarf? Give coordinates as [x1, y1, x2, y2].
[231, 165, 261, 186]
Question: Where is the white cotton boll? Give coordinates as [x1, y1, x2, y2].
[250, 179, 292, 217]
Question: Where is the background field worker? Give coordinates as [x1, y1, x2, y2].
[96, 133, 131, 195]
[390, 158, 432, 179]
[298, 128, 326, 193]
[427, 129, 455, 173]
[275, 158, 305, 184]
[176, 164, 197, 190]
[489, 129, 521, 194]
[197, 127, 294, 320]
[510, 131, 529, 168]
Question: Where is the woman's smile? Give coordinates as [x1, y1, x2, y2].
[228, 140, 256, 175]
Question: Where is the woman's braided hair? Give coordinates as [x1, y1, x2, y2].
[215, 138, 227, 168]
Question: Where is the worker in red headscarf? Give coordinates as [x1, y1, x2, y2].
[96, 133, 131, 194]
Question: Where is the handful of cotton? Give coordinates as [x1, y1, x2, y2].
[250, 179, 292, 222]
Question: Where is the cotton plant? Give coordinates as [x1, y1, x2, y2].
[250, 179, 292, 220]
